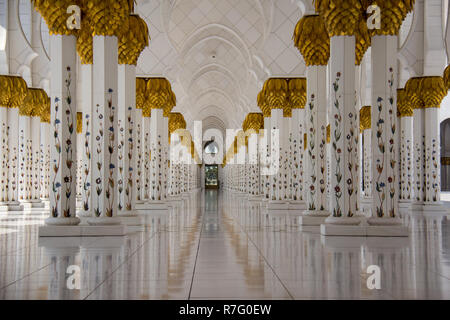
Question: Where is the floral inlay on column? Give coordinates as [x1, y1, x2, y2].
[331, 72, 343, 217]
[83, 114, 91, 211]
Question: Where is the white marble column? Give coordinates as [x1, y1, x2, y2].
[18, 113, 31, 204]
[303, 65, 329, 220]
[117, 64, 137, 217]
[325, 36, 361, 226]
[424, 97, 443, 203]
[88, 36, 119, 225]
[143, 115, 151, 201]
[149, 108, 165, 205]
[79, 65, 93, 217]
[268, 108, 286, 208]
[39, 120, 50, 203]
[7, 103, 21, 210]
[362, 128, 372, 198]
[0, 106, 7, 206]
[30, 115, 43, 206]
[135, 106, 144, 203]
[399, 114, 413, 203]
[413, 107, 425, 204]
[47, 35, 79, 225]
[290, 108, 305, 204]
[369, 35, 400, 225]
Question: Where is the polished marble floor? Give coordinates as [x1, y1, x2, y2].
[1, 190, 450, 299]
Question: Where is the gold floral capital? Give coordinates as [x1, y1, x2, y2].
[366, 0, 415, 36]
[40, 97, 51, 123]
[405, 77, 424, 109]
[243, 113, 264, 134]
[293, 15, 330, 66]
[21, 88, 48, 117]
[146, 78, 176, 114]
[397, 88, 413, 117]
[118, 14, 150, 65]
[32, 0, 79, 35]
[77, 112, 83, 133]
[359, 105, 371, 131]
[315, 0, 363, 36]
[288, 78, 307, 109]
[85, 0, 130, 36]
[443, 65, 450, 91]
[420, 76, 446, 109]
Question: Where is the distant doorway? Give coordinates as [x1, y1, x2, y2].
[205, 165, 219, 189]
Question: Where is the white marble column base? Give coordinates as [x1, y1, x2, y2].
[360, 197, 373, 217]
[288, 201, 306, 211]
[7, 203, 24, 211]
[320, 223, 409, 237]
[135, 201, 167, 210]
[39, 224, 126, 237]
[298, 215, 328, 226]
[117, 215, 142, 226]
[87, 217, 121, 226]
[248, 195, 262, 202]
[267, 201, 289, 210]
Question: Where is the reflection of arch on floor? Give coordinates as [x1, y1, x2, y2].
[440, 118, 450, 191]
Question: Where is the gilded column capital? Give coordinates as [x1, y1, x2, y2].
[6, 76, 28, 109]
[359, 105, 371, 131]
[326, 124, 330, 143]
[243, 113, 264, 134]
[420, 76, 446, 109]
[136, 77, 147, 110]
[288, 78, 307, 109]
[77, 112, 83, 133]
[366, 0, 415, 36]
[293, 15, 330, 66]
[263, 78, 289, 112]
[118, 14, 150, 65]
[76, 20, 93, 64]
[315, 0, 363, 36]
[40, 97, 51, 123]
[85, 0, 130, 37]
[443, 65, 450, 91]
[31, 0, 79, 35]
[397, 88, 413, 117]
[257, 91, 271, 118]
[146, 78, 176, 113]
[355, 19, 371, 65]
[168, 112, 186, 135]
[0, 75, 13, 108]
[405, 77, 424, 109]
[21, 88, 39, 117]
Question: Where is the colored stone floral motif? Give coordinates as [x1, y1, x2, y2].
[50, 67, 75, 218]
[332, 72, 342, 217]
[83, 114, 91, 211]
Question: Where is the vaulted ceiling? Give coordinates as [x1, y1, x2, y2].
[135, 0, 313, 134]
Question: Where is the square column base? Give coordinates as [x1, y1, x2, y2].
[39, 225, 126, 237]
[289, 201, 306, 211]
[117, 215, 142, 226]
[135, 201, 167, 210]
[7, 204, 24, 211]
[320, 224, 409, 237]
[249, 195, 262, 202]
[299, 215, 328, 226]
[267, 201, 289, 210]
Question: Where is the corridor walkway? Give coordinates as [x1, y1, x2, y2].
[1, 190, 450, 299]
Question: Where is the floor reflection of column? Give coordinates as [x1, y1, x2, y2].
[322, 237, 364, 299]
[82, 237, 125, 299]
[363, 237, 409, 299]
